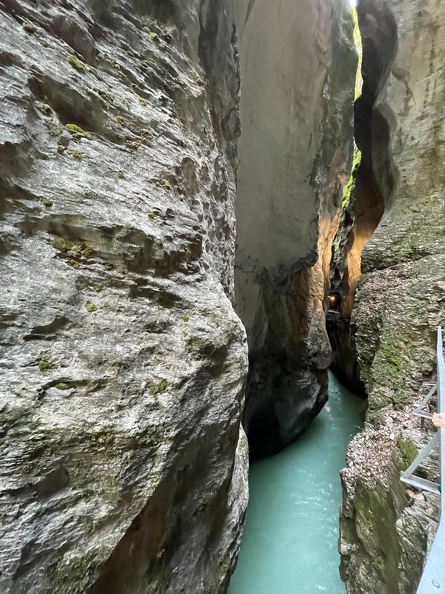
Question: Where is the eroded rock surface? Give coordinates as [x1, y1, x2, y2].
[0, 1, 248, 592]
[235, 0, 357, 457]
[339, 1, 445, 592]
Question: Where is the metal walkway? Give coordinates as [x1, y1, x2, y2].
[400, 327, 445, 592]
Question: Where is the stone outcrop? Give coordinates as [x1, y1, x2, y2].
[0, 1, 249, 593]
[338, 0, 445, 592]
[234, 0, 357, 457]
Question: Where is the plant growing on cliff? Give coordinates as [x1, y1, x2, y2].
[40, 196, 53, 207]
[52, 237, 92, 268]
[342, 148, 362, 208]
[85, 301, 97, 313]
[67, 54, 89, 72]
[39, 359, 53, 371]
[65, 124, 92, 140]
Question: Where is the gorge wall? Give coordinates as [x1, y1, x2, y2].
[235, 0, 357, 458]
[338, 0, 445, 592]
[5, 0, 443, 591]
[0, 1, 249, 593]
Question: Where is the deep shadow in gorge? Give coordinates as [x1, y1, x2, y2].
[328, 0, 398, 396]
[234, 0, 357, 460]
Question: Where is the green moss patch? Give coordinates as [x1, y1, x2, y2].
[396, 437, 418, 468]
[40, 196, 53, 207]
[39, 359, 53, 371]
[150, 379, 168, 401]
[46, 550, 99, 594]
[342, 149, 362, 208]
[354, 477, 402, 588]
[158, 178, 172, 192]
[84, 301, 97, 313]
[67, 54, 89, 72]
[52, 237, 93, 268]
[65, 124, 92, 140]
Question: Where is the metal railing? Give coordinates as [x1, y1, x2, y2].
[400, 327, 444, 592]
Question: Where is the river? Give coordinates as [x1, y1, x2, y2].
[228, 371, 363, 594]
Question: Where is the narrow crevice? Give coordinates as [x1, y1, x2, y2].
[327, 0, 398, 398]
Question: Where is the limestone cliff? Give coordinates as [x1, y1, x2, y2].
[338, 1, 445, 592]
[235, 0, 357, 457]
[0, 1, 249, 593]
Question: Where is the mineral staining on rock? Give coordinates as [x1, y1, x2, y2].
[0, 1, 248, 593]
[338, 0, 445, 592]
[235, 0, 357, 457]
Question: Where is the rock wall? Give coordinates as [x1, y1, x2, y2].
[339, 0, 445, 592]
[235, 0, 357, 457]
[328, 152, 384, 396]
[0, 1, 249, 593]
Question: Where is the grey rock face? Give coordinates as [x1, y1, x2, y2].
[235, 0, 357, 457]
[339, 0, 445, 592]
[0, 1, 248, 593]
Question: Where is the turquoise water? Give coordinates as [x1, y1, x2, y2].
[228, 372, 363, 594]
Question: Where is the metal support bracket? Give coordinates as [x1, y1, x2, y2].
[413, 383, 437, 424]
[400, 433, 440, 495]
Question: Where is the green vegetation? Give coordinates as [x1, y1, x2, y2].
[46, 551, 99, 594]
[55, 382, 71, 390]
[354, 476, 403, 587]
[150, 379, 168, 400]
[125, 138, 141, 151]
[65, 124, 92, 140]
[159, 178, 172, 192]
[396, 437, 418, 467]
[52, 237, 92, 268]
[40, 196, 53, 207]
[39, 359, 53, 371]
[342, 149, 362, 208]
[96, 432, 115, 447]
[40, 103, 52, 115]
[67, 54, 89, 72]
[84, 301, 97, 313]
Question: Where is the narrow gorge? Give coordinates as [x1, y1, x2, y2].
[0, 0, 444, 594]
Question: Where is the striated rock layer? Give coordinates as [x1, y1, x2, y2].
[0, 1, 249, 593]
[339, 0, 445, 592]
[235, 0, 357, 457]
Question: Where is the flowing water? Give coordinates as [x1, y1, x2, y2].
[228, 371, 363, 594]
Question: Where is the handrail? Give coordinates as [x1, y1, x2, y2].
[415, 326, 445, 593]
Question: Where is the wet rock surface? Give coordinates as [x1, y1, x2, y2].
[339, 0, 445, 592]
[234, 0, 357, 458]
[0, 1, 248, 593]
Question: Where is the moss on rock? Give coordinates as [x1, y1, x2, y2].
[52, 237, 93, 268]
[65, 124, 92, 140]
[67, 54, 89, 72]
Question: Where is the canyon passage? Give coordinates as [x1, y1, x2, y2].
[1, 0, 445, 592]
[228, 372, 363, 594]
